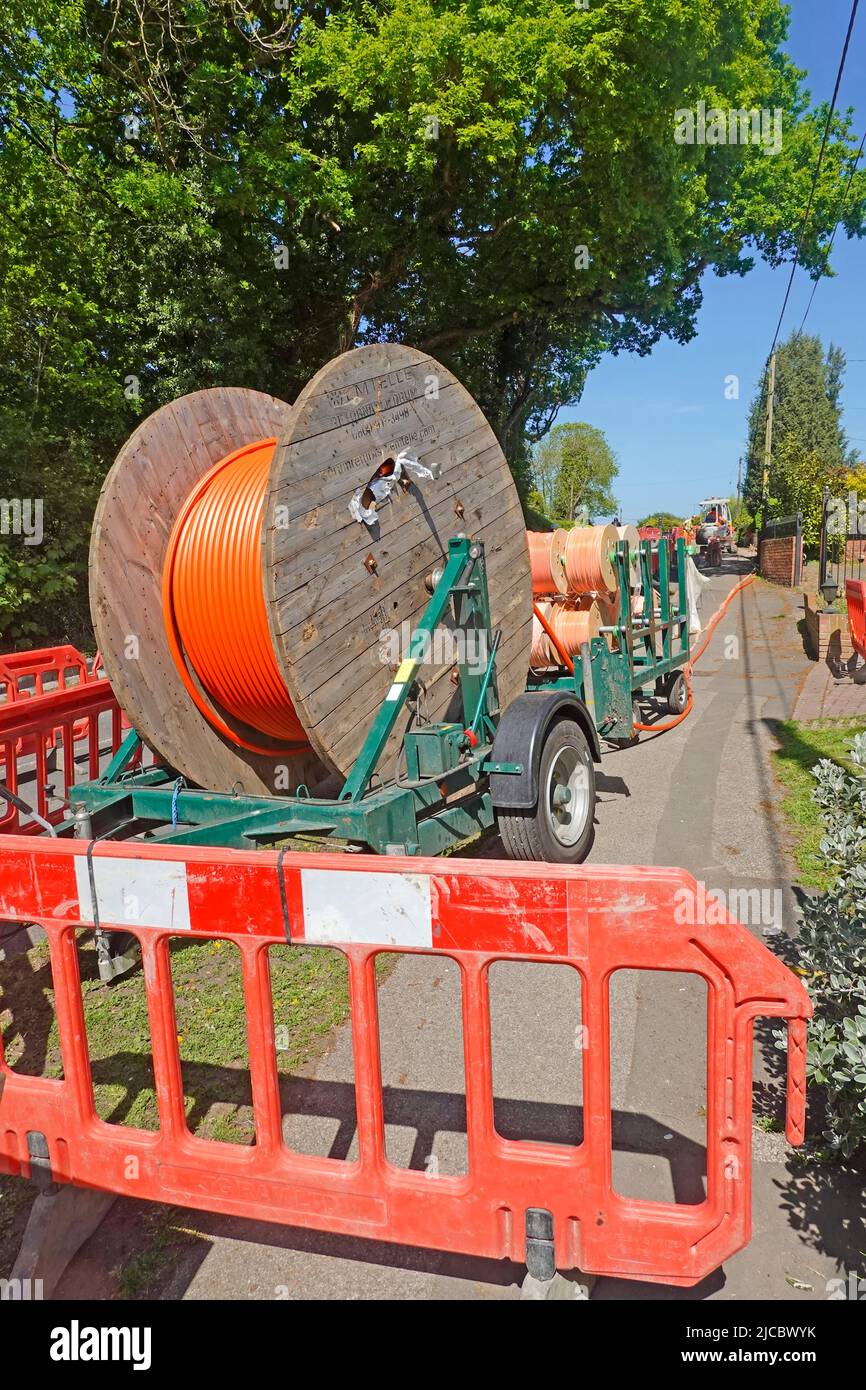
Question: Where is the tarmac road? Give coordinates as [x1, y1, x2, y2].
[53, 556, 866, 1300]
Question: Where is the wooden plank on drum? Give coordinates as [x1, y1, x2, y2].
[264, 345, 532, 777]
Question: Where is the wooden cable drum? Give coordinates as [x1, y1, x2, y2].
[90, 347, 532, 792]
[90, 387, 325, 796]
[264, 344, 532, 779]
[562, 524, 618, 596]
[593, 593, 621, 650]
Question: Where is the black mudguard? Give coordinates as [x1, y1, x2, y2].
[489, 692, 601, 811]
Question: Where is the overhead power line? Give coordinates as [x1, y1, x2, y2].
[769, 0, 860, 357]
[798, 125, 866, 334]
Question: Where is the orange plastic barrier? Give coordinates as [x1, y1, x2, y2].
[0, 643, 90, 699]
[0, 644, 114, 761]
[0, 838, 811, 1286]
[0, 678, 127, 833]
[845, 580, 866, 661]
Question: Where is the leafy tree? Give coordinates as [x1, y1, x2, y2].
[1, 1, 865, 636]
[533, 422, 617, 523]
[638, 511, 685, 530]
[743, 333, 854, 549]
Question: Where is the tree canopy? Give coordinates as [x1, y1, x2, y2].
[533, 422, 618, 524]
[743, 333, 856, 550]
[1, 0, 865, 636]
[638, 512, 685, 530]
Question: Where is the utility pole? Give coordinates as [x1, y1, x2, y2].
[761, 352, 776, 528]
[736, 456, 742, 510]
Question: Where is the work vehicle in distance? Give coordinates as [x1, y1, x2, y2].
[695, 498, 736, 561]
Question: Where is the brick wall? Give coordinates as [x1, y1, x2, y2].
[845, 537, 866, 568]
[759, 534, 803, 586]
[804, 593, 854, 662]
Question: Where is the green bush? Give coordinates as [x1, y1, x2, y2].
[780, 732, 866, 1156]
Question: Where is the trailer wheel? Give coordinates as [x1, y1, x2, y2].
[498, 719, 595, 864]
[665, 672, 688, 715]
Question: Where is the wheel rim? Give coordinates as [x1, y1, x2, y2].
[544, 745, 590, 847]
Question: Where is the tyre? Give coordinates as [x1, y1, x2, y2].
[665, 672, 688, 715]
[498, 718, 595, 864]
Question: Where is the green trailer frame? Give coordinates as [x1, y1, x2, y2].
[61, 533, 690, 855]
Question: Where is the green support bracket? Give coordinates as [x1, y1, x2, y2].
[339, 535, 492, 803]
[99, 727, 144, 784]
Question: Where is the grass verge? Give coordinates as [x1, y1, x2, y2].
[1, 928, 395, 1286]
[773, 716, 866, 888]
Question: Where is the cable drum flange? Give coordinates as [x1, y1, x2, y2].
[89, 387, 326, 795]
[263, 343, 533, 779]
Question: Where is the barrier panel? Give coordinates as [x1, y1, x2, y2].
[0, 645, 110, 765]
[0, 644, 92, 702]
[0, 679, 126, 834]
[845, 579, 866, 662]
[0, 837, 811, 1286]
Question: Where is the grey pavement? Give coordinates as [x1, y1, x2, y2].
[44, 559, 866, 1298]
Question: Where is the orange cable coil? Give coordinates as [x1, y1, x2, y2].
[563, 523, 618, 595]
[530, 599, 602, 666]
[161, 438, 310, 755]
[527, 525, 618, 599]
[528, 528, 570, 596]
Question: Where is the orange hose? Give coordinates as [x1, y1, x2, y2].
[632, 573, 755, 736]
[161, 438, 310, 755]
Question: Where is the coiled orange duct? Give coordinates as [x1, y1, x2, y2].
[161, 438, 310, 755]
[562, 524, 617, 595]
[530, 600, 601, 666]
[528, 529, 569, 595]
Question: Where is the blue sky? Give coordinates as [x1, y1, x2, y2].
[557, 0, 866, 524]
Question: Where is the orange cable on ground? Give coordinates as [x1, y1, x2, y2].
[632, 573, 755, 736]
[161, 438, 310, 756]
